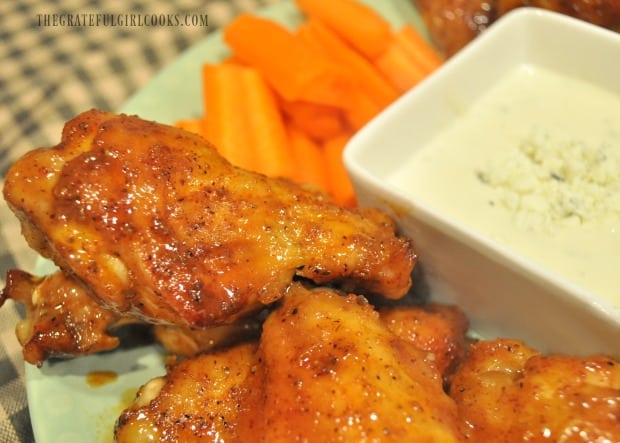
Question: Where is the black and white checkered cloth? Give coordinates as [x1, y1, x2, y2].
[0, 0, 279, 440]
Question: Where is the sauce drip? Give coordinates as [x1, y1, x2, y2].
[86, 370, 119, 387]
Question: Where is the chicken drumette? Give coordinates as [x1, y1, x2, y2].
[449, 338, 620, 441]
[115, 283, 464, 443]
[2, 109, 415, 358]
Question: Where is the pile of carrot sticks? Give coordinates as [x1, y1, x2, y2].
[175, 0, 443, 207]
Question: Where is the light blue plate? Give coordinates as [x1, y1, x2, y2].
[26, 1, 423, 441]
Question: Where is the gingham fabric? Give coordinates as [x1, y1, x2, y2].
[0, 0, 279, 440]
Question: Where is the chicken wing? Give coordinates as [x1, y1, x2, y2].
[115, 283, 463, 442]
[3, 109, 415, 329]
[449, 338, 620, 441]
[1, 269, 120, 366]
[415, 0, 620, 56]
[115, 341, 260, 442]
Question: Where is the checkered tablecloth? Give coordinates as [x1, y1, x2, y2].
[0, 0, 279, 441]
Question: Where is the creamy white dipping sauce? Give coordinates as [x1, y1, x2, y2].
[389, 65, 620, 308]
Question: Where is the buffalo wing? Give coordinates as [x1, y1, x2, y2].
[115, 283, 463, 442]
[2, 109, 415, 332]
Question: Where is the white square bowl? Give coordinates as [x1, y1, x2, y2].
[344, 7, 620, 356]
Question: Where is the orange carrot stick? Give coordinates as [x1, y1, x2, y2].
[323, 133, 357, 207]
[295, 22, 330, 57]
[279, 99, 346, 142]
[294, 0, 392, 60]
[242, 67, 296, 179]
[202, 63, 294, 179]
[287, 125, 330, 193]
[374, 39, 428, 94]
[223, 14, 354, 108]
[394, 24, 443, 74]
[298, 19, 399, 108]
[343, 89, 383, 131]
[202, 63, 256, 171]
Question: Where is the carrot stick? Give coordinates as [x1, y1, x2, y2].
[374, 39, 428, 93]
[298, 19, 399, 108]
[287, 125, 330, 193]
[202, 63, 294, 179]
[296, 22, 330, 57]
[223, 14, 354, 108]
[323, 133, 357, 207]
[393, 24, 443, 74]
[294, 0, 392, 60]
[174, 118, 206, 137]
[279, 99, 346, 142]
[343, 90, 383, 131]
[242, 67, 296, 179]
[202, 63, 256, 171]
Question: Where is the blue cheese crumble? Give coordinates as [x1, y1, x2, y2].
[477, 131, 620, 232]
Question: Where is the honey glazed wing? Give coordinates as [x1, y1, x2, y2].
[2, 109, 416, 330]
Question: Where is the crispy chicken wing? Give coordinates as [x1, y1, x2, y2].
[115, 283, 463, 442]
[1, 269, 120, 366]
[415, 0, 620, 56]
[3, 109, 415, 329]
[0, 267, 265, 365]
[449, 338, 620, 442]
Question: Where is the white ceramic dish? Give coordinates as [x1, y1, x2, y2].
[25, 1, 424, 442]
[345, 7, 620, 357]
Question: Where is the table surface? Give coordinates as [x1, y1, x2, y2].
[0, 0, 280, 441]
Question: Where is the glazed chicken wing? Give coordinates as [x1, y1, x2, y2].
[2, 109, 415, 330]
[449, 338, 620, 442]
[116, 341, 260, 442]
[1, 269, 120, 365]
[415, 0, 620, 56]
[115, 283, 463, 442]
[1, 268, 264, 366]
